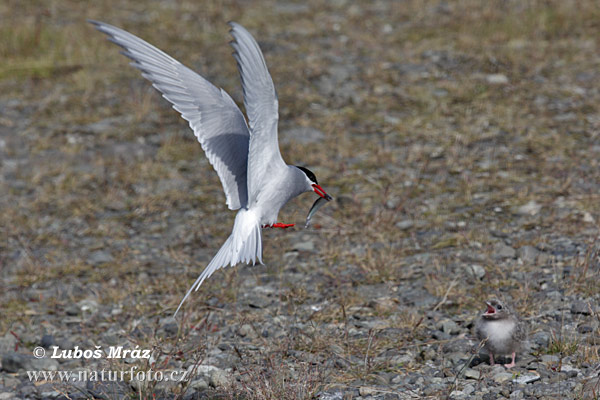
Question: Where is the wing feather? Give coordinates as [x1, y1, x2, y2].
[228, 22, 285, 204]
[90, 20, 250, 210]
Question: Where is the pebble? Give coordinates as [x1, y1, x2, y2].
[517, 200, 542, 216]
[510, 389, 524, 399]
[40, 334, 55, 348]
[486, 74, 509, 84]
[396, 220, 414, 230]
[87, 250, 113, 266]
[1, 353, 29, 373]
[294, 240, 315, 252]
[517, 245, 539, 263]
[464, 369, 481, 380]
[571, 300, 592, 315]
[466, 264, 486, 279]
[492, 242, 516, 259]
[541, 354, 560, 363]
[513, 372, 541, 384]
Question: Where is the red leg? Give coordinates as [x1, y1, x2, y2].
[270, 223, 295, 229]
[489, 353, 495, 366]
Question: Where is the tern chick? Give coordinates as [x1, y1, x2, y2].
[475, 298, 525, 368]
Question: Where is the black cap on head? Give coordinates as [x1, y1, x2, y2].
[296, 166, 318, 184]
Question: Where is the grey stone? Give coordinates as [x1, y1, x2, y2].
[78, 299, 99, 315]
[541, 354, 560, 363]
[493, 371, 514, 383]
[209, 368, 229, 388]
[0, 393, 16, 400]
[466, 264, 486, 279]
[396, 220, 414, 230]
[294, 241, 315, 252]
[510, 390, 524, 399]
[40, 334, 55, 348]
[317, 391, 344, 400]
[492, 242, 516, 259]
[516, 200, 541, 216]
[88, 250, 113, 266]
[517, 246, 539, 263]
[464, 368, 481, 380]
[1, 353, 29, 372]
[439, 320, 460, 335]
[0, 334, 16, 353]
[531, 331, 550, 348]
[486, 74, 509, 84]
[190, 378, 209, 390]
[571, 300, 592, 315]
[513, 372, 541, 384]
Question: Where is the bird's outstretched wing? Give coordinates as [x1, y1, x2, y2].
[228, 22, 285, 205]
[90, 20, 250, 210]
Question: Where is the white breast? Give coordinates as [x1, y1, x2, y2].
[481, 319, 516, 354]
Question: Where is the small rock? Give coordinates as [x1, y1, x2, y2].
[190, 378, 209, 390]
[493, 371, 514, 383]
[492, 242, 516, 259]
[0, 393, 16, 400]
[294, 241, 315, 252]
[439, 320, 460, 335]
[486, 74, 509, 84]
[531, 331, 550, 348]
[1, 353, 29, 373]
[316, 390, 344, 400]
[517, 246, 539, 264]
[78, 299, 99, 315]
[396, 220, 414, 230]
[510, 389, 524, 399]
[571, 300, 592, 315]
[358, 386, 377, 396]
[237, 324, 255, 338]
[0, 333, 17, 353]
[40, 334, 55, 348]
[541, 354, 559, 363]
[517, 200, 541, 216]
[209, 368, 229, 388]
[578, 325, 593, 334]
[513, 372, 540, 384]
[87, 250, 113, 266]
[464, 368, 481, 380]
[466, 264, 486, 279]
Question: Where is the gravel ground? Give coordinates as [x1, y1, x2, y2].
[1, 1, 600, 399]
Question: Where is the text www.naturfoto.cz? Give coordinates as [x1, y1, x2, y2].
[27, 368, 189, 383]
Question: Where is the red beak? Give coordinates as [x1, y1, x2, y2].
[312, 184, 332, 201]
[484, 303, 496, 315]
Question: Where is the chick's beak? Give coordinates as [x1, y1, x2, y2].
[484, 302, 496, 315]
[312, 184, 332, 201]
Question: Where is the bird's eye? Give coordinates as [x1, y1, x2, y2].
[497, 305, 502, 310]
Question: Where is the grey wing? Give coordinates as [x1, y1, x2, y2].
[514, 317, 527, 343]
[228, 22, 285, 203]
[90, 20, 250, 210]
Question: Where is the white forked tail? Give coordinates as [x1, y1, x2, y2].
[174, 209, 263, 316]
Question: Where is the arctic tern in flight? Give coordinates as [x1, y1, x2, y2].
[90, 20, 332, 314]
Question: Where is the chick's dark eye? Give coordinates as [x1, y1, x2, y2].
[497, 305, 502, 310]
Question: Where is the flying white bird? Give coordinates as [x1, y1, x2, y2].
[90, 20, 332, 314]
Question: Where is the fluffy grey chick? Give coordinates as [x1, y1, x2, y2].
[475, 298, 525, 368]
